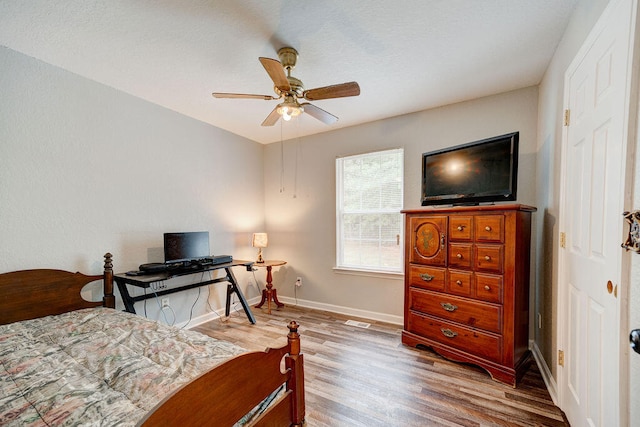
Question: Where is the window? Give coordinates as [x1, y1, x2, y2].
[336, 148, 404, 273]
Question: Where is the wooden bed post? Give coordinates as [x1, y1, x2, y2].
[103, 253, 115, 309]
[287, 321, 305, 426]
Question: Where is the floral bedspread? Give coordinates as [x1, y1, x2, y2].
[0, 307, 248, 426]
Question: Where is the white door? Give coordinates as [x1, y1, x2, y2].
[559, 0, 636, 425]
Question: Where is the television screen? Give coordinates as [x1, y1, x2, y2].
[164, 231, 210, 263]
[421, 132, 518, 206]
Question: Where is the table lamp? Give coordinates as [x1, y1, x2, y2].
[252, 232, 268, 263]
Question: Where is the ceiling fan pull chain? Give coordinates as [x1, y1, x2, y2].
[280, 122, 285, 193]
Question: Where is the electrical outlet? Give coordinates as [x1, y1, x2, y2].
[295, 277, 302, 287]
[162, 298, 170, 308]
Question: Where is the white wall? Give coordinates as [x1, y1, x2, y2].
[0, 47, 265, 325]
[264, 87, 538, 323]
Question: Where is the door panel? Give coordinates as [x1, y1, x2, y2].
[590, 122, 610, 257]
[567, 283, 581, 405]
[587, 299, 605, 425]
[568, 137, 586, 253]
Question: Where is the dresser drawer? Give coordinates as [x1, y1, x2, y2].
[448, 269, 472, 297]
[406, 312, 502, 363]
[408, 265, 446, 292]
[409, 288, 502, 333]
[475, 244, 503, 273]
[476, 273, 503, 303]
[448, 243, 472, 269]
[475, 215, 504, 242]
[449, 216, 473, 241]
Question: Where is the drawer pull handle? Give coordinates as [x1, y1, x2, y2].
[457, 225, 464, 231]
[485, 226, 492, 231]
[420, 273, 434, 282]
[441, 328, 458, 338]
[441, 302, 458, 312]
[456, 253, 463, 259]
[440, 233, 445, 249]
[484, 255, 491, 261]
[484, 285, 491, 291]
[456, 280, 463, 286]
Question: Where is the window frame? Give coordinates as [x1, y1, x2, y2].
[335, 148, 404, 274]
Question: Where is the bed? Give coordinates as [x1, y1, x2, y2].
[0, 253, 305, 426]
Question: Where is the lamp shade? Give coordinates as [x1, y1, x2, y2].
[252, 233, 268, 248]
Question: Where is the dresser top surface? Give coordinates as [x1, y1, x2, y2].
[402, 203, 536, 215]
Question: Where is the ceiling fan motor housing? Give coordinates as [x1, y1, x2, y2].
[274, 47, 304, 97]
[278, 47, 298, 70]
[275, 76, 303, 97]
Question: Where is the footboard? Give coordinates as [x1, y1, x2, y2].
[138, 321, 305, 427]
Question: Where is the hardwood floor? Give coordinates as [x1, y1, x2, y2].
[193, 305, 568, 427]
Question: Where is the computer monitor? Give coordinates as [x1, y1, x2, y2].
[163, 231, 210, 264]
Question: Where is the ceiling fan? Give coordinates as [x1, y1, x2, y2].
[212, 47, 360, 126]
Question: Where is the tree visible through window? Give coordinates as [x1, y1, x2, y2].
[336, 148, 403, 272]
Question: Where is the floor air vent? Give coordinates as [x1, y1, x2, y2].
[345, 319, 370, 329]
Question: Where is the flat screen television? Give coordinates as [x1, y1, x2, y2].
[164, 231, 210, 264]
[421, 132, 519, 206]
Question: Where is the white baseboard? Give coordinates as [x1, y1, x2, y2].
[183, 295, 404, 327]
[181, 296, 262, 329]
[277, 296, 404, 325]
[530, 339, 559, 405]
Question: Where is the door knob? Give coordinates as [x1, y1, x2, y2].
[606, 280, 618, 297]
[631, 329, 640, 355]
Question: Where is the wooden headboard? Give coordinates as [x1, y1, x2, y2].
[0, 253, 115, 325]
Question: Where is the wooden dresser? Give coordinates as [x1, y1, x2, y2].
[402, 204, 536, 386]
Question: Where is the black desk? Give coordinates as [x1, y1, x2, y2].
[113, 260, 256, 324]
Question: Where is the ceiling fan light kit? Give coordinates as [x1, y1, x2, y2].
[277, 105, 302, 121]
[212, 46, 360, 126]
[276, 96, 304, 121]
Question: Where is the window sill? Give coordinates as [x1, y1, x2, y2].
[333, 267, 404, 280]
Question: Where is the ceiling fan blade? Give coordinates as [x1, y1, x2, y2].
[301, 103, 338, 125]
[259, 57, 291, 92]
[261, 106, 281, 126]
[212, 92, 278, 100]
[303, 81, 360, 101]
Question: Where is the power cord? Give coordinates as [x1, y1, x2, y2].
[152, 290, 175, 326]
[292, 281, 299, 307]
[206, 286, 227, 324]
[180, 286, 201, 330]
[204, 272, 233, 324]
[251, 268, 263, 294]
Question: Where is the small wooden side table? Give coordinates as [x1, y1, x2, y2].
[254, 260, 286, 314]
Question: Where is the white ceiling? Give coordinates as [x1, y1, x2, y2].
[0, 1, 578, 144]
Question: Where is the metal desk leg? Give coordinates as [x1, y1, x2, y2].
[225, 267, 256, 324]
[114, 279, 137, 314]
